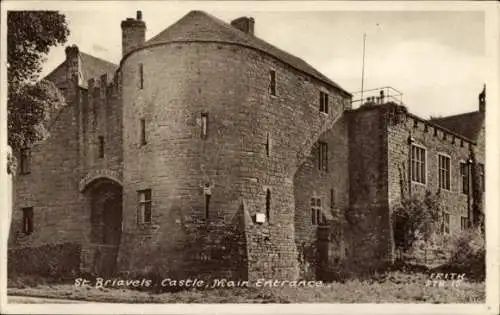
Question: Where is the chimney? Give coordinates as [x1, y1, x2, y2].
[380, 90, 385, 103]
[230, 17, 255, 35]
[479, 84, 486, 113]
[121, 10, 146, 57]
[64, 44, 80, 86]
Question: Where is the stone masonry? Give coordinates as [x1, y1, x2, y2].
[8, 10, 485, 281]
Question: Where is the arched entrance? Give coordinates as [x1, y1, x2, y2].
[85, 178, 123, 276]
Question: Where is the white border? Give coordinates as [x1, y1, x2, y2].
[1, 1, 499, 315]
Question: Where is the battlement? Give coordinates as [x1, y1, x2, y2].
[81, 71, 121, 106]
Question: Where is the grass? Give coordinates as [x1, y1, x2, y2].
[8, 271, 485, 303]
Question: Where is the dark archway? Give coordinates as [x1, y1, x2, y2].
[87, 178, 123, 276]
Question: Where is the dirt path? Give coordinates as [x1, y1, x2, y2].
[8, 295, 91, 304]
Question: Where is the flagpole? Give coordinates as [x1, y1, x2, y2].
[360, 33, 366, 105]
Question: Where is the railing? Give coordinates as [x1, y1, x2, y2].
[350, 86, 404, 109]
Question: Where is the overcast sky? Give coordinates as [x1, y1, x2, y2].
[39, 6, 486, 118]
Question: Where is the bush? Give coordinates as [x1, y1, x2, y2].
[392, 191, 443, 252]
[438, 228, 485, 281]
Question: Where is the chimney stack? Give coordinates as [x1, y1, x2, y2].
[230, 17, 255, 35]
[479, 84, 486, 113]
[64, 44, 80, 85]
[121, 10, 146, 57]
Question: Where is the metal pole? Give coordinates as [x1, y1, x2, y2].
[360, 33, 366, 106]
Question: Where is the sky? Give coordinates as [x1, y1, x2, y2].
[38, 6, 487, 118]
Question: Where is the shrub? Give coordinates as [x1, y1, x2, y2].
[392, 191, 443, 252]
[441, 228, 485, 281]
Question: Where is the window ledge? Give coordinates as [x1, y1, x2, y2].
[411, 180, 427, 187]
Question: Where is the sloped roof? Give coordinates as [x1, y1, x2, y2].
[44, 50, 117, 88]
[145, 11, 349, 95]
[79, 52, 117, 85]
[430, 111, 484, 140]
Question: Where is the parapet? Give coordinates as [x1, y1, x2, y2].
[81, 70, 121, 109]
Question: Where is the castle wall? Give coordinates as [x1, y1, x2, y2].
[345, 106, 393, 269]
[8, 81, 85, 276]
[293, 116, 349, 280]
[118, 40, 350, 281]
[387, 109, 474, 236]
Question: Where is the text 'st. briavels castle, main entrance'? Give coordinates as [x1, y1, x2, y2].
[9, 11, 485, 281]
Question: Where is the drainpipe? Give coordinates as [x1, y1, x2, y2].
[407, 135, 415, 198]
[466, 157, 473, 228]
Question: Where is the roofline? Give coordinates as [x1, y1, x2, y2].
[430, 110, 482, 122]
[347, 103, 477, 145]
[407, 112, 476, 145]
[42, 61, 66, 82]
[114, 39, 352, 98]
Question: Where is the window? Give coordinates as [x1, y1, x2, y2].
[201, 113, 208, 139]
[317, 141, 328, 172]
[441, 212, 450, 234]
[460, 162, 469, 195]
[319, 91, 329, 114]
[137, 189, 152, 224]
[269, 70, 276, 96]
[202, 181, 213, 219]
[22, 207, 34, 235]
[204, 193, 211, 219]
[330, 188, 335, 210]
[311, 198, 326, 226]
[265, 189, 271, 222]
[410, 145, 426, 184]
[461, 216, 469, 231]
[265, 133, 271, 157]
[438, 154, 451, 190]
[20, 148, 31, 175]
[138, 63, 144, 89]
[98, 136, 104, 158]
[140, 118, 147, 145]
[478, 163, 485, 192]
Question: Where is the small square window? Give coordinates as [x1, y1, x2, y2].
[98, 136, 104, 158]
[140, 119, 147, 145]
[22, 207, 34, 235]
[269, 70, 276, 96]
[201, 113, 208, 139]
[319, 91, 329, 114]
[137, 189, 152, 224]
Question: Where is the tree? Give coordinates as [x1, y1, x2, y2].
[7, 11, 70, 150]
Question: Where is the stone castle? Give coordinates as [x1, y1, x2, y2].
[9, 11, 485, 281]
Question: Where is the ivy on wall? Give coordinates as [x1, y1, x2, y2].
[392, 190, 443, 252]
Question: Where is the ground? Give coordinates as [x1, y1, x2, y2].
[7, 271, 485, 303]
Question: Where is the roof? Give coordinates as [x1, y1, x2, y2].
[430, 111, 485, 140]
[44, 50, 117, 88]
[144, 11, 350, 95]
[79, 52, 118, 86]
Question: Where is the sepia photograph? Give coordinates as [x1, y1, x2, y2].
[1, 1, 499, 314]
